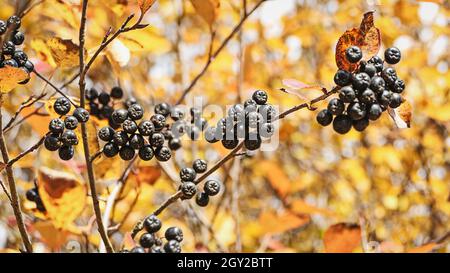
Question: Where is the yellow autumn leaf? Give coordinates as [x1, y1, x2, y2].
[37, 167, 87, 229]
[0, 66, 29, 93]
[190, 0, 220, 28]
[46, 37, 87, 68]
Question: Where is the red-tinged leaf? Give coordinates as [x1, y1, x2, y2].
[280, 79, 325, 101]
[335, 11, 381, 72]
[138, 0, 157, 14]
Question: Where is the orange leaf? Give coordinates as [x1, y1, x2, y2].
[335, 11, 381, 71]
[46, 37, 86, 68]
[0, 66, 30, 93]
[259, 210, 310, 235]
[34, 221, 69, 250]
[323, 223, 361, 253]
[127, 165, 162, 185]
[190, 0, 220, 27]
[290, 200, 336, 217]
[260, 161, 291, 198]
[407, 243, 439, 253]
[138, 0, 157, 14]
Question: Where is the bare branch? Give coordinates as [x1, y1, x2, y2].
[7, 135, 46, 167]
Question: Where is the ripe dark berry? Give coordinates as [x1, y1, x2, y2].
[170, 106, 184, 121]
[244, 99, 258, 112]
[86, 88, 99, 100]
[360, 89, 377, 104]
[369, 76, 385, 94]
[389, 93, 403, 108]
[345, 46, 362, 63]
[353, 118, 369, 132]
[44, 133, 62, 151]
[103, 142, 119, 157]
[316, 109, 333, 126]
[195, 192, 209, 207]
[26, 188, 38, 202]
[369, 56, 384, 72]
[111, 109, 129, 124]
[165, 227, 183, 242]
[332, 114, 352, 134]
[137, 120, 154, 136]
[129, 134, 145, 150]
[138, 145, 154, 161]
[164, 240, 181, 253]
[60, 130, 78, 146]
[205, 127, 219, 143]
[339, 86, 356, 103]
[0, 21, 6, 35]
[112, 131, 129, 146]
[193, 159, 207, 173]
[23, 60, 34, 73]
[334, 70, 352, 86]
[144, 215, 162, 233]
[155, 103, 171, 117]
[362, 63, 377, 78]
[381, 67, 397, 86]
[98, 92, 111, 105]
[391, 79, 405, 93]
[13, 50, 27, 66]
[181, 182, 197, 199]
[139, 233, 155, 248]
[124, 98, 137, 109]
[155, 146, 171, 161]
[180, 167, 196, 182]
[151, 246, 163, 253]
[327, 98, 345, 115]
[73, 108, 90, 123]
[64, 116, 79, 130]
[119, 145, 135, 161]
[379, 90, 393, 106]
[151, 114, 166, 131]
[49, 118, 65, 134]
[222, 139, 239, 150]
[258, 104, 277, 122]
[347, 102, 367, 121]
[252, 90, 268, 105]
[130, 246, 146, 253]
[168, 138, 182, 151]
[2, 41, 15, 55]
[100, 105, 113, 119]
[204, 180, 221, 196]
[110, 86, 123, 99]
[7, 15, 21, 29]
[368, 104, 383, 121]
[352, 73, 371, 91]
[150, 133, 165, 148]
[245, 132, 261, 151]
[58, 145, 74, 161]
[54, 97, 71, 116]
[35, 196, 46, 212]
[128, 104, 144, 120]
[122, 119, 137, 134]
[384, 47, 401, 64]
[98, 126, 115, 142]
[2, 59, 18, 67]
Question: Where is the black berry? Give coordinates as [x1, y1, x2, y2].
[130, 246, 146, 253]
[44, 133, 62, 151]
[139, 233, 155, 248]
[369, 56, 384, 72]
[332, 114, 352, 134]
[138, 120, 155, 136]
[245, 132, 261, 151]
[60, 130, 78, 146]
[181, 182, 197, 199]
[129, 134, 145, 150]
[338, 86, 356, 103]
[13, 50, 27, 66]
[119, 145, 135, 160]
[150, 132, 165, 148]
[327, 98, 345, 115]
[193, 159, 207, 173]
[122, 119, 137, 134]
[2, 41, 15, 55]
[347, 102, 367, 121]
[180, 167, 196, 182]
[360, 89, 377, 104]
[345, 46, 362, 63]
[334, 70, 352, 86]
[138, 145, 154, 161]
[353, 118, 369, 132]
[165, 227, 183, 242]
[252, 90, 268, 105]
[86, 88, 99, 100]
[144, 215, 162, 233]
[155, 146, 171, 161]
[7, 15, 21, 29]
[368, 104, 383, 121]
[49, 118, 65, 134]
[391, 79, 405, 93]
[110, 86, 124, 99]
[164, 240, 181, 253]
[26, 188, 38, 202]
[352, 72, 371, 91]
[204, 180, 221, 196]
[128, 104, 144, 120]
[58, 145, 74, 161]
[98, 126, 115, 142]
[384, 47, 401, 64]
[195, 192, 209, 207]
[168, 138, 182, 150]
[64, 116, 79, 130]
[381, 67, 397, 86]
[73, 108, 90, 123]
[111, 109, 129, 124]
[316, 109, 333, 126]
[155, 103, 171, 117]
[151, 114, 166, 131]
[369, 76, 385, 94]
[389, 93, 403, 108]
[98, 92, 111, 105]
[54, 97, 71, 116]
[103, 142, 119, 157]
[112, 131, 129, 146]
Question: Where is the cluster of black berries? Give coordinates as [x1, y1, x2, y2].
[176, 159, 221, 206]
[25, 186, 45, 213]
[0, 15, 33, 83]
[85, 86, 124, 127]
[98, 101, 187, 161]
[205, 90, 276, 151]
[317, 46, 405, 134]
[121, 215, 184, 253]
[44, 97, 90, 160]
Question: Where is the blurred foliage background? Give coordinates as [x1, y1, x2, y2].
[0, 0, 448, 253]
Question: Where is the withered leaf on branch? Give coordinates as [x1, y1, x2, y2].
[335, 11, 381, 72]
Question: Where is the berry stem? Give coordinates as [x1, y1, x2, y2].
[0, 101, 33, 253]
[175, 0, 267, 105]
[77, 0, 114, 253]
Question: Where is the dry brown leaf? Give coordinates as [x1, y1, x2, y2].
[37, 167, 86, 229]
[46, 38, 86, 68]
[335, 11, 381, 71]
[138, 0, 157, 14]
[259, 210, 309, 235]
[190, 0, 220, 27]
[0, 66, 30, 93]
[260, 161, 291, 198]
[323, 223, 361, 253]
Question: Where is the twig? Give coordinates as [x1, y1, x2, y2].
[175, 0, 267, 104]
[33, 70, 78, 107]
[0, 179, 12, 202]
[89, 148, 103, 163]
[3, 92, 47, 132]
[0, 98, 33, 252]
[7, 135, 46, 167]
[77, 0, 114, 253]
[3, 105, 47, 134]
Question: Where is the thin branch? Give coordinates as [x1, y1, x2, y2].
[33, 70, 78, 107]
[7, 135, 46, 167]
[3, 105, 47, 134]
[3, 92, 47, 132]
[175, 0, 267, 104]
[0, 179, 12, 202]
[0, 98, 33, 252]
